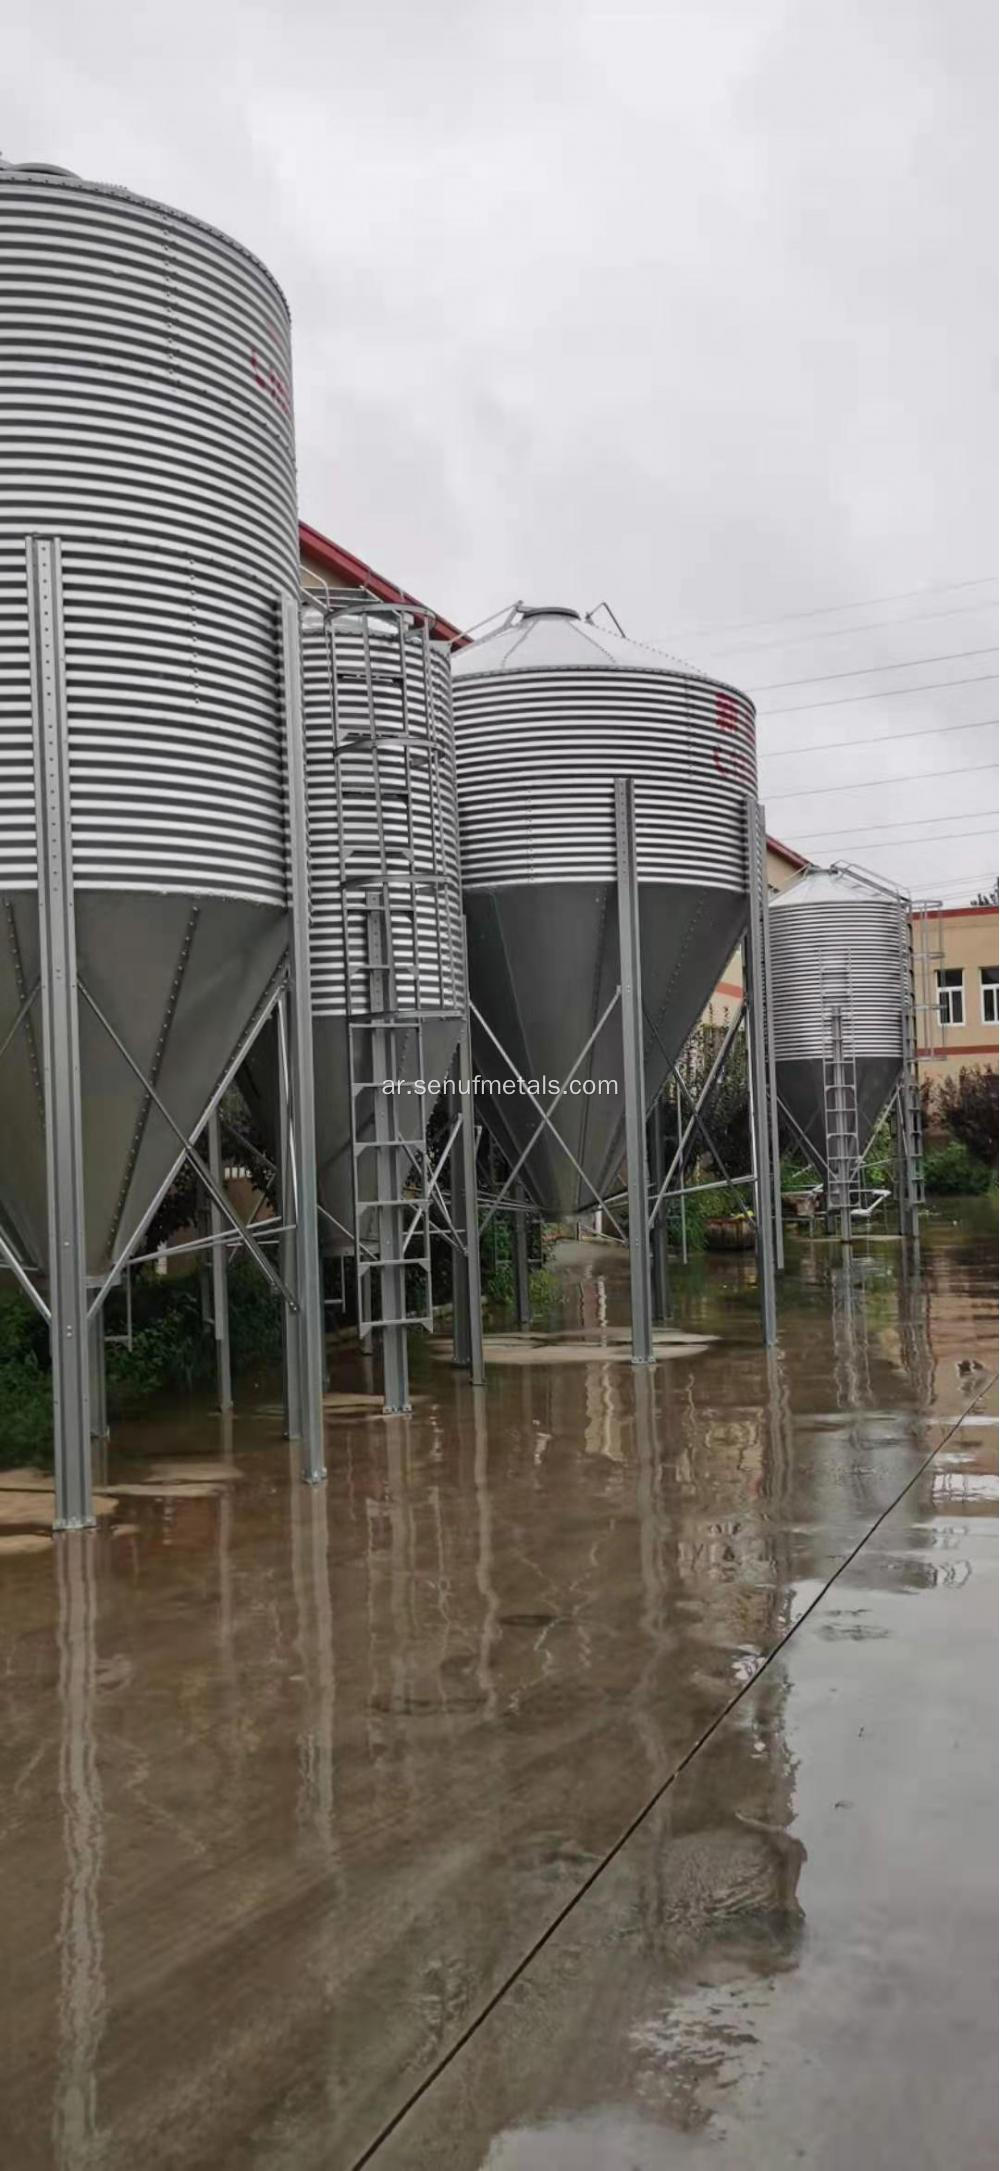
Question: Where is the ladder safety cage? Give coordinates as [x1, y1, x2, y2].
[321, 589, 460, 1340]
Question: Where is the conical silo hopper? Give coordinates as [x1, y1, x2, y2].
[768, 866, 909, 1177]
[242, 594, 466, 1253]
[450, 607, 757, 1214]
[0, 162, 298, 1282]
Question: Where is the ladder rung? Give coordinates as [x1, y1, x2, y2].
[354, 1137, 426, 1150]
[356, 1197, 427, 1212]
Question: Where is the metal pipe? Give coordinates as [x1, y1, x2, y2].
[757, 805, 785, 1271]
[455, 1006, 485, 1386]
[649, 1096, 669, 1322]
[615, 776, 654, 1366]
[744, 796, 778, 1345]
[280, 597, 327, 1482]
[27, 538, 93, 1529]
[208, 1109, 233, 1412]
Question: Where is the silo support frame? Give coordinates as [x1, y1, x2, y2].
[744, 796, 779, 1345]
[454, 1013, 486, 1388]
[614, 776, 654, 1366]
[279, 596, 327, 1483]
[648, 1095, 669, 1324]
[207, 1108, 233, 1413]
[27, 538, 93, 1531]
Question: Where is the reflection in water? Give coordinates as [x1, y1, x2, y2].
[473, 1390, 500, 1721]
[289, 1461, 338, 1867]
[53, 1533, 105, 2171]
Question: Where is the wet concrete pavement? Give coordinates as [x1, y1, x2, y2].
[0, 1212, 996, 2169]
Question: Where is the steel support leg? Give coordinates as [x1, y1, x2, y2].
[208, 1108, 233, 1412]
[649, 1096, 669, 1324]
[512, 1193, 531, 1331]
[615, 776, 654, 1365]
[28, 537, 93, 1529]
[280, 597, 326, 1483]
[456, 1012, 485, 1386]
[757, 804, 785, 1271]
[371, 1013, 410, 1415]
[743, 853, 778, 1349]
[277, 996, 301, 1441]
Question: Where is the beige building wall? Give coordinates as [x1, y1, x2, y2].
[918, 904, 999, 1090]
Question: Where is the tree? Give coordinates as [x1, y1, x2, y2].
[973, 878, 999, 906]
[934, 1066, 999, 1168]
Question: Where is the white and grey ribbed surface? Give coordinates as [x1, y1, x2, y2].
[769, 867, 908, 1059]
[0, 164, 297, 905]
[451, 608, 757, 891]
[302, 604, 465, 1019]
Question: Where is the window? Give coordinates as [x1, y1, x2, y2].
[937, 968, 965, 1027]
[981, 965, 999, 1026]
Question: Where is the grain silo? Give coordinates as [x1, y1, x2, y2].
[243, 587, 476, 1408]
[768, 864, 922, 1235]
[0, 161, 325, 1520]
[451, 605, 779, 1350]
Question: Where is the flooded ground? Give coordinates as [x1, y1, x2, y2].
[0, 1207, 996, 2169]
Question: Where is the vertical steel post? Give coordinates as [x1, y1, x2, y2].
[676, 1076, 688, 1265]
[614, 776, 654, 1366]
[27, 538, 93, 1529]
[456, 1008, 486, 1386]
[276, 991, 302, 1440]
[649, 1096, 669, 1324]
[757, 804, 785, 1271]
[207, 1107, 232, 1412]
[370, 1009, 409, 1414]
[744, 797, 778, 1347]
[512, 1192, 531, 1331]
[280, 597, 326, 1483]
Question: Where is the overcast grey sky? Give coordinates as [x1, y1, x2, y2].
[7, 0, 998, 897]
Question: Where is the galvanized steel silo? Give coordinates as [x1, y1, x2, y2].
[244, 591, 467, 1254]
[0, 161, 298, 1280]
[768, 866, 909, 1174]
[450, 607, 758, 1213]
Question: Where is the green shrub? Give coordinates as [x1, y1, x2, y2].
[0, 1294, 53, 1467]
[933, 1067, 999, 1169]
[923, 1142, 992, 1195]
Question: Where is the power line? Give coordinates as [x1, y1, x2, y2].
[788, 807, 998, 843]
[787, 801, 997, 839]
[748, 645, 996, 693]
[700, 596, 999, 662]
[664, 574, 997, 645]
[759, 670, 996, 717]
[768, 756, 998, 802]
[807, 829, 998, 853]
[760, 716, 996, 761]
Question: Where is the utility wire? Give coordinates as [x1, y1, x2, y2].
[768, 756, 998, 802]
[749, 645, 996, 693]
[759, 670, 996, 717]
[664, 574, 997, 646]
[789, 803, 998, 841]
[812, 831, 998, 853]
[761, 716, 996, 761]
[700, 596, 999, 662]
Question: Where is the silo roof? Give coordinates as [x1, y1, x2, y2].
[771, 866, 904, 909]
[450, 606, 713, 681]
